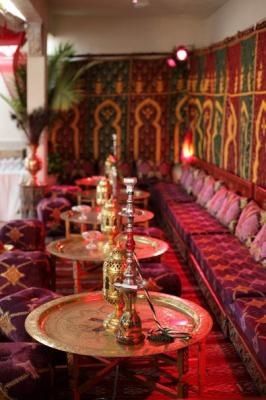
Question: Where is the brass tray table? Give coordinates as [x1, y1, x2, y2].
[47, 234, 168, 292]
[25, 291, 212, 399]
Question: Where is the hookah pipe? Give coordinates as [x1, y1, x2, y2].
[133, 254, 192, 343]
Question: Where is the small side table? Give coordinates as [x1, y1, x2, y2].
[20, 184, 47, 218]
[25, 292, 213, 399]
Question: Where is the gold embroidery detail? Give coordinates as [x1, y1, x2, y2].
[1, 265, 24, 285]
[7, 228, 23, 243]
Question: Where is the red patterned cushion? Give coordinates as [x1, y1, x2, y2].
[206, 186, 228, 216]
[0, 251, 52, 299]
[229, 297, 266, 368]
[249, 224, 266, 266]
[216, 192, 247, 231]
[0, 287, 60, 341]
[167, 203, 228, 244]
[235, 201, 261, 245]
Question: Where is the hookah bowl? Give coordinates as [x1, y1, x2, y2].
[102, 247, 126, 333]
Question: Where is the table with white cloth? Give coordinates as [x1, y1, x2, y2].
[0, 158, 27, 221]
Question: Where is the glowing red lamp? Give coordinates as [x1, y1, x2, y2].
[181, 130, 194, 163]
[176, 46, 188, 62]
[166, 57, 176, 68]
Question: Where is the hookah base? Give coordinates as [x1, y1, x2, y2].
[116, 331, 145, 345]
[103, 313, 121, 334]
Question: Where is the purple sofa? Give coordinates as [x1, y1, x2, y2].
[150, 163, 266, 393]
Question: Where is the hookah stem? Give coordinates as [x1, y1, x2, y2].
[133, 253, 164, 331]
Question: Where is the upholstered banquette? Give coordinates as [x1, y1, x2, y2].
[150, 159, 266, 393]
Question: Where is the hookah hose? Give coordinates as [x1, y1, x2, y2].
[133, 254, 192, 344]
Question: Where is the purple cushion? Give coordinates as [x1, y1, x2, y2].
[182, 168, 194, 194]
[0, 342, 53, 399]
[229, 297, 266, 368]
[0, 287, 60, 341]
[235, 201, 262, 245]
[249, 224, 266, 266]
[190, 233, 266, 308]
[50, 185, 81, 205]
[216, 192, 247, 231]
[139, 262, 181, 296]
[37, 196, 71, 233]
[206, 186, 228, 216]
[166, 202, 228, 244]
[0, 251, 52, 299]
[0, 219, 45, 251]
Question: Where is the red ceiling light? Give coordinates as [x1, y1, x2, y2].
[176, 46, 188, 62]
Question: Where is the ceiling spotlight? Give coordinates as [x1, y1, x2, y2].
[176, 46, 188, 62]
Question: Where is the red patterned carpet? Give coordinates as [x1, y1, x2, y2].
[54, 241, 261, 400]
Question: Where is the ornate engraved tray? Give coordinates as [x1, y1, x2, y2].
[25, 291, 212, 358]
[47, 234, 168, 262]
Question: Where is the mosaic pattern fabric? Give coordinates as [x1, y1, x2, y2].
[0, 219, 45, 252]
[0, 287, 60, 341]
[229, 297, 266, 368]
[0, 251, 52, 299]
[0, 342, 52, 400]
[190, 234, 266, 308]
[166, 202, 228, 244]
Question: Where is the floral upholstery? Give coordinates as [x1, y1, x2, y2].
[190, 234, 266, 308]
[0, 251, 52, 299]
[216, 192, 247, 232]
[166, 202, 228, 244]
[0, 287, 60, 341]
[37, 196, 71, 235]
[0, 219, 45, 252]
[249, 224, 266, 266]
[206, 186, 228, 216]
[139, 262, 181, 296]
[229, 297, 266, 369]
[235, 201, 262, 246]
[0, 342, 53, 400]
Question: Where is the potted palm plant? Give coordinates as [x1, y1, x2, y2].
[1, 42, 93, 185]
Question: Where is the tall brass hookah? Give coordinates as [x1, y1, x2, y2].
[114, 177, 145, 345]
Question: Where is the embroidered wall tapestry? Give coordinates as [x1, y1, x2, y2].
[189, 23, 266, 187]
[50, 23, 266, 187]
